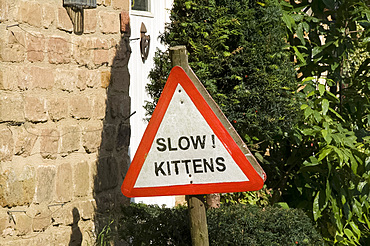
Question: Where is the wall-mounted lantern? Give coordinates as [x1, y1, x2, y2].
[63, 0, 97, 35]
[140, 22, 150, 62]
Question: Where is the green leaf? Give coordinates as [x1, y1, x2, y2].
[321, 129, 332, 144]
[349, 221, 361, 239]
[254, 152, 264, 162]
[304, 107, 313, 119]
[280, 1, 293, 8]
[318, 147, 332, 161]
[331, 198, 343, 233]
[185, 1, 192, 9]
[322, 99, 329, 115]
[297, 23, 306, 45]
[282, 12, 295, 32]
[325, 182, 331, 205]
[318, 84, 325, 96]
[313, 191, 321, 221]
[223, 51, 231, 57]
[322, 0, 335, 9]
[329, 108, 345, 122]
[302, 77, 315, 83]
[306, 90, 315, 98]
[312, 46, 322, 58]
[353, 199, 362, 218]
[302, 22, 309, 33]
[344, 228, 353, 238]
[350, 155, 358, 174]
[293, 46, 305, 64]
[364, 215, 370, 229]
[302, 128, 314, 136]
[276, 202, 289, 209]
[313, 110, 322, 122]
[303, 156, 319, 166]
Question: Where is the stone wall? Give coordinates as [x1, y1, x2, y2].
[0, 0, 131, 244]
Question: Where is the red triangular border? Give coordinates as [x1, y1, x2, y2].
[121, 66, 265, 197]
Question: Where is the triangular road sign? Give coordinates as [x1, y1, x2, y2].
[122, 66, 266, 197]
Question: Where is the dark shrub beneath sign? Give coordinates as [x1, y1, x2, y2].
[118, 203, 323, 245]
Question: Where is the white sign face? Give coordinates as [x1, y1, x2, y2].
[134, 84, 249, 188]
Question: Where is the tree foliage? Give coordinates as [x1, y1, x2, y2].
[145, 0, 370, 244]
[146, 0, 298, 148]
[280, 0, 370, 133]
[279, 0, 370, 244]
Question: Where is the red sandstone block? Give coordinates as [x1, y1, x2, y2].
[0, 66, 31, 91]
[72, 37, 94, 67]
[24, 95, 47, 123]
[94, 38, 109, 65]
[57, 7, 73, 32]
[78, 69, 100, 88]
[35, 165, 56, 201]
[73, 161, 90, 197]
[92, 91, 107, 119]
[0, 127, 14, 162]
[81, 121, 102, 153]
[31, 67, 55, 90]
[76, 68, 100, 90]
[18, 1, 42, 27]
[40, 129, 59, 159]
[0, 67, 15, 90]
[0, 92, 24, 122]
[42, 3, 55, 29]
[55, 68, 76, 92]
[47, 37, 71, 64]
[0, 0, 8, 22]
[27, 33, 45, 62]
[84, 9, 97, 34]
[55, 163, 73, 202]
[28, 1, 42, 27]
[59, 124, 81, 155]
[16, 66, 32, 90]
[69, 95, 92, 119]
[0, 30, 26, 62]
[99, 11, 120, 34]
[112, 0, 130, 10]
[120, 10, 130, 34]
[47, 96, 69, 121]
[108, 38, 119, 65]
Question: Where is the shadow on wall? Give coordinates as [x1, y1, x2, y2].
[93, 33, 132, 239]
[69, 207, 82, 246]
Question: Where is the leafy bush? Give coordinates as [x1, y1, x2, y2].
[208, 204, 324, 246]
[118, 203, 191, 246]
[118, 203, 323, 246]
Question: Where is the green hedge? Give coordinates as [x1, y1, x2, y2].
[118, 203, 323, 245]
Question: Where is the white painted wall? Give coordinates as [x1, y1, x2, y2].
[128, 0, 175, 207]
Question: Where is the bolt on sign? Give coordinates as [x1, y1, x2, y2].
[122, 66, 266, 197]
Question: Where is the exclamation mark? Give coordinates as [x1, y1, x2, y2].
[211, 134, 216, 148]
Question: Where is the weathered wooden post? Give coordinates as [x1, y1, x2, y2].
[170, 46, 210, 246]
[186, 194, 209, 246]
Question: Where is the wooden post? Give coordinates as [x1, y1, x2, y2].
[186, 195, 209, 246]
[169, 46, 210, 246]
